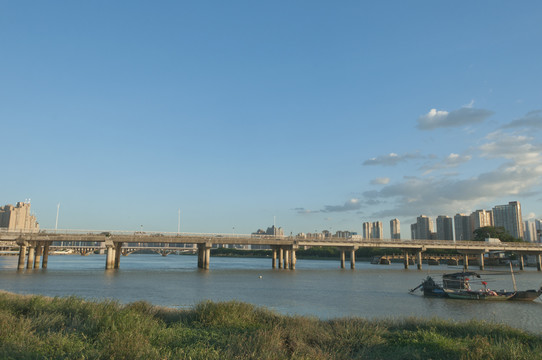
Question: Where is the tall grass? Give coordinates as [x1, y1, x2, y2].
[0, 290, 540, 359]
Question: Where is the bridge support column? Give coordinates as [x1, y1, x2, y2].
[290, 249, 296, 270]
[340, 250, 345, 269]
[114, 243, 122, 269]
[416, 251, 422, 270]
[350, 249, 356, 269]
[463, 254, 469, 270]
[404, 251, 409, 269]
[284, 249, 290, 270]
[479, 253, 485, 270]
[18, 245, 27, 270]
[197, 245, 203, 268]
[197, 243, 211, 269]
[537, 254, 542, 272]
[34, 243, 43, 269]
[42, 243, 50, 269]
[272, 247, 277, 269]
[519, 255, 524, 271]
[278, 247, 283, 269]
[105, 246, 115, 270]
[27, 245, 35, 269]
[205, 247, 211, 270]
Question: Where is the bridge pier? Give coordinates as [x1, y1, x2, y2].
[105, 245, 115, 270]
[197, 243, 211, 269]
[34, 243, 43, 269]
[404, 251, 409, 269]
[205, 247, 211, 269]
[478, 252, 485, 271]
[350, 248, 356, 269]
[42, 243, 50, 269]
[537, 254, 542, 272]
[18, 245, 27, 270]
[519, 255, 524, 271]
[416, 251, 422, 270]
[463, 254, 469, 270]
[197, 245, 203, 268]
[114, 243, 122, 269]
[340, 250, 345, 269]
[26, 245, 35, 269]
[272, 246, 296, 270]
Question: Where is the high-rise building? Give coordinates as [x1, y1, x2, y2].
[536, 220, 542, 243]
[470, 209, 493, 234]
[363, 222, 372, 240]
[492, 201, 524, 240]
[454, 213, 471, 241]
[372, 221, 383, 239]
[390, 219, 400, 239]
[415, 215, 433, 240]
[436, 215, 454, 240]
[410, 223, 417, 240]
[524, 221, 537, 242]
[0, 202, 39, 232]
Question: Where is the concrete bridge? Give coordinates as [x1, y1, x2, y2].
[1, 229, 542, 272]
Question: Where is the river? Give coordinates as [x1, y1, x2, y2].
[1, 254, 541, 334]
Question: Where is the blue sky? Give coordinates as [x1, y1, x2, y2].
[1, 1, 541, 237]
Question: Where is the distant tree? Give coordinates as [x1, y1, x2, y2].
[472, 226, 522, 242]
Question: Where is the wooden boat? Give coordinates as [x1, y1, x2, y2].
[410, 271, 542, 301]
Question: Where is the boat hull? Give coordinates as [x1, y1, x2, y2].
[444, 289, 514, 301]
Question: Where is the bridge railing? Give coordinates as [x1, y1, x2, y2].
[31, 229, 291, 240]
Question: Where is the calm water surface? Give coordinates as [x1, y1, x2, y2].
[1, 254, 541, 334]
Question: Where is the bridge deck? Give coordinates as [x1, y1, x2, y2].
[1, 230, 541, 253]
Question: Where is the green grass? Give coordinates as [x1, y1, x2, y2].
[0, 291, 540, 359]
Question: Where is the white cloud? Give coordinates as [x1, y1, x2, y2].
[502, 110, 542, 130]
[363, 130, 542, 218]
[363, 152, 423, 166]
[417, 106, 493, 130]
[480, 131, 542, 166]
[322, 198, 362, 213]
[294, 207, 315, 214]
[421, 153, 472, 174]
[371, 177, 390, 185]
[295, 198, 366, 214]
[366, 164, 542, 218]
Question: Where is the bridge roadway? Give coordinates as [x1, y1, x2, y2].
[1, 229, 542, 271]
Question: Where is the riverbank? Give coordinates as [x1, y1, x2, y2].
[1, 291, 540, 359]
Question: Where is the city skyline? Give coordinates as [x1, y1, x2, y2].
[2, 199, 539, 243]
[2, 2, 541, 236]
